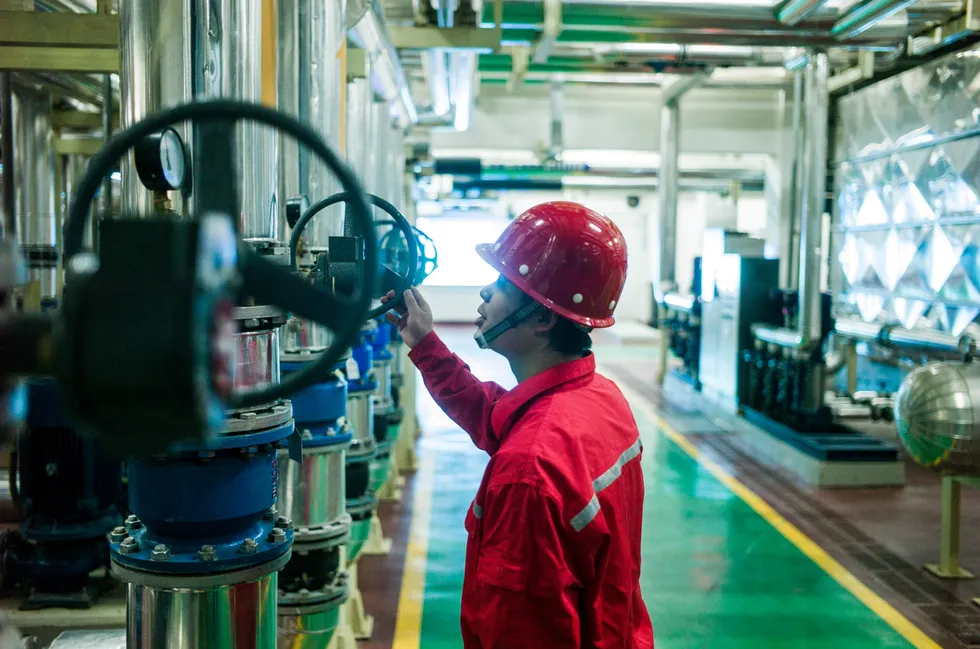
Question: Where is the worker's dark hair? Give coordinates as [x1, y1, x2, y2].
[519, 291, 593, 356]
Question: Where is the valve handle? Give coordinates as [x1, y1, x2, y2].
[59, 100, 376, 452]
[289, 192, 419, 321]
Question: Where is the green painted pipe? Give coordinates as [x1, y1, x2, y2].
[831, 0, 917, 38]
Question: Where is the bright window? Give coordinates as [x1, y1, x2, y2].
[416, 212, 510, 287]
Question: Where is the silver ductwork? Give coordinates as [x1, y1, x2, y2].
[348, 0, 419, 127]
[12, 87, 56, 250]
[278, 0, 346, 246]
[120, 0, 278, 238]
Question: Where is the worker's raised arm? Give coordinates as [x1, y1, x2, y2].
[407, 331, 507, 454]
[463, 482, 582, 648]
[384, 288, 508, 454]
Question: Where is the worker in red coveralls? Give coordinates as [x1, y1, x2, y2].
[383, 201, 654, 649]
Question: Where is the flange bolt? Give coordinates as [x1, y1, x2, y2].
[269, 528, 287, 543]
[119, 537, 140, 555]
[109, 526, 128, 543]
[239, 538, 259, 554]
[198, 545, 217, 561]
[276, 516, 293, 530]
[124, 515, 142, 530]
[263, 507, 278, 521]
[151, 544, 171, 562]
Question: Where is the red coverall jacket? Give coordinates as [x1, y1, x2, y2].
[408, 332, 654, 649]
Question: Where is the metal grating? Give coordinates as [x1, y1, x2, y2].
[834, 45, 980, 336]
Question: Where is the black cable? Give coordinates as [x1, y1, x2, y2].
[64, 99, 377, 408]
[290, 192, 419, 320]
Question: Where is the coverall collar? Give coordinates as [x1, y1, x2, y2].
[491, 352, 596, 439]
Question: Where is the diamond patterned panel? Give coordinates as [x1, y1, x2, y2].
[835, 45, 980, 335]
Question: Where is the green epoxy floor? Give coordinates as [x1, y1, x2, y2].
[413, 336, 917, 648]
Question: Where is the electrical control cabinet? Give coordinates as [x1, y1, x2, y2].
[698, 231, 779, 411]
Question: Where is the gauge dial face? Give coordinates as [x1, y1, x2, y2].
[160, 129, 186, 189]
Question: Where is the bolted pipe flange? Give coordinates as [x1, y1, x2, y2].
[125, 514, 142, 530]
[119, 537, 140, 554]
[151, 544, 172, 562]
[276, 516, 294, 530]
[198, 545, 217, 561]
[109, 526, 128, 543]
[269, 528, 287, 543]
[239, 538, 259, 554]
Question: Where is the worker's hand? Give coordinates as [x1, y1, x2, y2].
[382, 287, 433, 349]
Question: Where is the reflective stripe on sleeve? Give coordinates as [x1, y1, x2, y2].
[569, 437, 642, 532]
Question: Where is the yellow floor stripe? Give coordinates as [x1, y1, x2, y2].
[602, 366, 943, 649]
[392, 455, 435, 649]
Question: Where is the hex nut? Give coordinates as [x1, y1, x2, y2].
[151, 544, 172, 562]
[276, 516, 293, 530]
[109, 526, 128, 543]
[269, 528, 287, 543]
[198, 545, 217, 561]
[125, 515, 142, 530]
[119, 537, 140, 555]
[239, 538, 259, 554]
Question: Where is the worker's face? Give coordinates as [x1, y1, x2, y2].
[475, 275, 553, 356]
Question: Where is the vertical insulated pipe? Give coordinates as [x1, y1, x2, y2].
[656, 92, 680, 385]
[798, 52, 828, 346]
[279, 0, 345, 246]
[786, 69, 805, 289]
[799, 51, 829, 412]
[1, 73, 14, 239]
[549, 80, 563, 160]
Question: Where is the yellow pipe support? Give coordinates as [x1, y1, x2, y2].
[0, 11, 119, 47]
[0, 46, 119, 73]
[339, 40, 347, 156]
[261, 0, 277, 108]
[925, 473, 975, 579]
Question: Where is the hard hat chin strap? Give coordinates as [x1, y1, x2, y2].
[474, 301, 542, 350]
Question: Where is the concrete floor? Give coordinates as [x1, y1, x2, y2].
[356, 325, 971, 649]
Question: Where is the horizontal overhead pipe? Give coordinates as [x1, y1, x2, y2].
[485, 1, 961, 47]
[834, 318, 975, 355]
[752, 325, 807, 349]
[663, 292, 696, 314]
[832, 0, 921, 39]
[776, 0, 833, 26]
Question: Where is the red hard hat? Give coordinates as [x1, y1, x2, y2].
[475, 201, 628, 329]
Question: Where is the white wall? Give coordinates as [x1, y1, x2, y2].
[415, 82, 792, 323]
[427, 83, 786, 157]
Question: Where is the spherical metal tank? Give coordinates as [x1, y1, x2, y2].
[895, 362, 980, 473]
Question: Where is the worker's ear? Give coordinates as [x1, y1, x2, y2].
[531, 309, 558, 333]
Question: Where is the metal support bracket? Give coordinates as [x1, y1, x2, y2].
[925, 473, 977, 581]
[388, 25, 501, 52]
[507, 46, 530, 93]
[0, 46, 119, 72]
[828, 50, 875, 93]
[908, 0, 980, 57]
[532, 0, 561, 64]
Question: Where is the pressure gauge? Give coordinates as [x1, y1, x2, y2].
[134, 128, 187, 191]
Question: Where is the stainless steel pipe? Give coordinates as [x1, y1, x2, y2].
[120, 0, 278, 238]
[12, 87, 56, 249]
[798, 52, 829, 348]
[126, 573, 279, 649]
[347, 391, 375, 445]
[277, 442, 348, 531]
[663, 292, 696, 314]
[278, 0, 346, 247]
